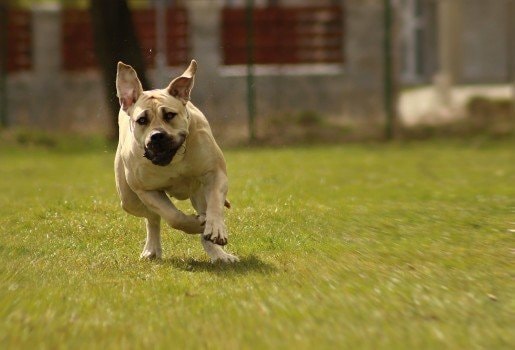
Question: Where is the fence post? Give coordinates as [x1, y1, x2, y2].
[434, 0, 462, 110]
[155, 0, 167, 87]
[510, 0, 515, 124]
[0, 3, 7, 128]
[245, 0, 256, 142]
[383, 0, 395, 140]
[32, 4, 62, 128]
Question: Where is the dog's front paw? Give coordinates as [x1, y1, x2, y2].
[203, 219, 228, 246]
[140, 247, 162, 260]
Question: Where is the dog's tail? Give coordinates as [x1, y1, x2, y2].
[224, 199, 231, 209]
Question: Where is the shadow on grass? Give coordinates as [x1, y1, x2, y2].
[163, 254, 277, 275]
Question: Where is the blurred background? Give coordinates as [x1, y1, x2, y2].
[0, 0, 514, 145]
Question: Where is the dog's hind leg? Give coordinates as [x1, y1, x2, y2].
[190, 189, 207, 224]
[191, 190, 238, 263]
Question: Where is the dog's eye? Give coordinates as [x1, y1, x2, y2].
[163, 112, 177, 122]
[136, 116, 148, 126]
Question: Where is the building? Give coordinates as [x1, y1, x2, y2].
[2, 0, 384, 136]
[1, 0, 513, 136]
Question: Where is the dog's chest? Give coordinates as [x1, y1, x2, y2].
[138, 167, 200, 199]
[147, 176, 200, 200]
[164, 176, 201, 200]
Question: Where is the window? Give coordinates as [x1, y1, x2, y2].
[400, 0, 436, 83]
[221, 4, 344, 67]
[6, 9, 31, 72]
[61, 5, 189, 71]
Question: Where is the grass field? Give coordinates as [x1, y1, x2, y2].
[0, 137, 514, 349]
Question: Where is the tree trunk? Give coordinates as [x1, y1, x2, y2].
[0, 2, 7, 128]
[89, 0, 150, 141]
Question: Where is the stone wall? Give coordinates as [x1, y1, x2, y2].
[461, 0, 511, 83]
[341, 0, 384, 121]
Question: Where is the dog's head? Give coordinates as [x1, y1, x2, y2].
[116, 60, 197, 166]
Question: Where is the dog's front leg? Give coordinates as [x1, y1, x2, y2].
[140, 217, 162, 259]
[136, 190, 204, 234]
[202, 170, 229, 246]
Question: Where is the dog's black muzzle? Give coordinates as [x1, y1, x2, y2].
[143, 131, 186, 166]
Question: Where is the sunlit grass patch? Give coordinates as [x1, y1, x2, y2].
[0, 138, 514, 349]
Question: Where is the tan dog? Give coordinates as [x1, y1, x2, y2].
[114, 60, 238, 263]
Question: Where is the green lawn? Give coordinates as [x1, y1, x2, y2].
[0, 138, 514, 349]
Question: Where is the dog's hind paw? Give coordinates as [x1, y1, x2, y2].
[201, 236, 238, 263]
[202, 219, 228, 246]
[211, 252, 239, 263]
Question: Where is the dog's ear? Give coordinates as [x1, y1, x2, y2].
[116, 62, 143, 111]
[167, 60, 197, 105]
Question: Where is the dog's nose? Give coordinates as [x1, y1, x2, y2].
[150, 132, 166, 142]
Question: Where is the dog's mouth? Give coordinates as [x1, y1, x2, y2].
[144, 135, 185, 166]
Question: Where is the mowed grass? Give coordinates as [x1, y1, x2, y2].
[0, 138, 514, 349]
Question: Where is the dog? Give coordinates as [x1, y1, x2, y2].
[114, 60, 238, 263]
